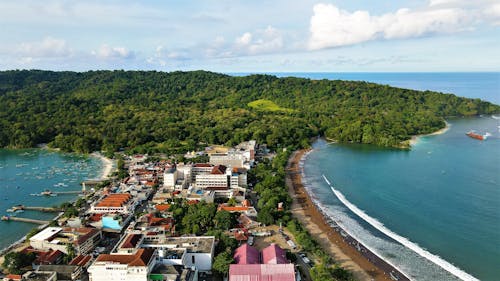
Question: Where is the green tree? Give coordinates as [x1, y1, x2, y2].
[2, 252, 35, 274]
[212, 251, 234, 276]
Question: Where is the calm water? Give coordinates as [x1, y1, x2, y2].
[0, 149, 102, 250]
[295, 72, 499, 280]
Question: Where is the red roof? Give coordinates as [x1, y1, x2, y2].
[5, 274, 22, 281]
[121, 234, 142, 248]
[70, 255, 92, 267]
[194, 163, 212, 167]
[234, 244, 260, 264]
[96, 248, 155, 266]
[262, 244, 288, 264]
[96, 193, 131, 207]
[229, 264, 295, 281]
[22, 247, 63, 265]
[211, 165, 227, 175]
[155, 204, 171, 211]
[219, 206, 249, 212]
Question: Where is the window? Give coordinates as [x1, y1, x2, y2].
[192, 255, 195, 264]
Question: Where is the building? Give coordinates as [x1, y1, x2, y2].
[29, 227, 102, 255]
[209, 152, 245, 168]
[229, 264, 296, 281]
[229, 244, 296, 281]
[113, 233, 215, 273]
[195, 165, 229, 189]
[89, 193, 136, 214]
[88, 248, 157, 281]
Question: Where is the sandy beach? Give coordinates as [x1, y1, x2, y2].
[286, 149, 409, 281]
[410, 121, 450, 146]
[91, 152, 115, 180]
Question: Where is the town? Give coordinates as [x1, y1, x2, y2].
[1, 141, 317, 281]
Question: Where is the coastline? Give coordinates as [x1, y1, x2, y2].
[410, 121, 450, 146]
[286, 149, 409, 281]
[0, 151, 110, 273]
[91, 152, 115, 180]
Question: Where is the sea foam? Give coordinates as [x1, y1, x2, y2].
[322, 174, 479, 281]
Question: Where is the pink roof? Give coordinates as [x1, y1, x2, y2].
[262, 244, 287, 264]
[229, 264, 295, 281]
[234, 244, 260, 264]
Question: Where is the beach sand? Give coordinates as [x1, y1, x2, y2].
[91, 152, 115, 180]
[286, 149, 403, 281]
[410, 121, 450, 146]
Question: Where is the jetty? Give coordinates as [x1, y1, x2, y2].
[30, 190, 83, 197]
[9, 205, 62, 212]
[1, 216, 50, 225]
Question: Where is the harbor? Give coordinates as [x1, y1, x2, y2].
[1, 216, 51, 225]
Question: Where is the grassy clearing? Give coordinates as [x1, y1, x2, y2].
[248, 99, 296, 113]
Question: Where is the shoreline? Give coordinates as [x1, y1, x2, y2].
[286, 149, 409, 281]
[410, 121, 450, 146]
[91, 152, 115, 180]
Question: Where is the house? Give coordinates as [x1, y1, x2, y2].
[21, 247, 63, 265]
[88, 248, 157, 281]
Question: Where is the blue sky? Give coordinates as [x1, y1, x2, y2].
[0, 0, 499, 72]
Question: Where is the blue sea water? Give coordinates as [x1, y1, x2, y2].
[283, 73, 500, 280]
[0, 149, 103, 250]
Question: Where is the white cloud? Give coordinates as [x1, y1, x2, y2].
[92, 44, 135, 59]
[208, 26, 284, 57]
[308, 2, 488, 49]
[236, 32, 252, 46]
[19, 37, 71, 57]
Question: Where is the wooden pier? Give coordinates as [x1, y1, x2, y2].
[1, 216, 50, 225]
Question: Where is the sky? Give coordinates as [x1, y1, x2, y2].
[0, 0, 499, 72]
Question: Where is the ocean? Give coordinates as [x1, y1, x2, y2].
[0, 149, 103, 250]
[292, 73, 499, 280]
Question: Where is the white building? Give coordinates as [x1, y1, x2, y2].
[89, 193, 136, 214]
[113, 233, 215, 273]
[88, 248, 157, 281]
[29, 227, 102, 255]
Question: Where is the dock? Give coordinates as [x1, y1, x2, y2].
[9, 205, 62, 212]
[1, 216, 50, 225]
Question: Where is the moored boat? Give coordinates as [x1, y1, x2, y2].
[466, 131, 488, 141]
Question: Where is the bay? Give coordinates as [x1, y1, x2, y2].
[0, 149, 103, 250]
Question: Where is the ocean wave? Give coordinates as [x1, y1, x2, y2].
[322, 174, 479, 281]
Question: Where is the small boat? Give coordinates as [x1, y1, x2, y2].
[466, 130, 488, 141]
[41, 190, 53, 196]
[6, 209, 15, 213]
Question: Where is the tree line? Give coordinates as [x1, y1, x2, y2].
[1, 70, 498, 153]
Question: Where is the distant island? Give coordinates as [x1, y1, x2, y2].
[0, 70, 498, 153]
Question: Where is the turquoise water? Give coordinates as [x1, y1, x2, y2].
[0, 149, 103, 250]
[303, 116, 500, 280]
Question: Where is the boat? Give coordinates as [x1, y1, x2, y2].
[466, 130, 488, 141]
[6, 208, 15, 213]
[41, 190, 53, 196]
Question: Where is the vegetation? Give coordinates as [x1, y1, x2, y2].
[247, 99, 296, 113]
[2, 251, 35, 274]
[0, 70, 497, 153]
[212, 251, 234, 276]
[168, 200, 238, 235]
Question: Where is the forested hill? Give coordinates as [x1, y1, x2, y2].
[0, 70, 498, 153]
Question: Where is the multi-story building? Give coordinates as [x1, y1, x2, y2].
[88, 248, 157, 281]
[195, 165, 229, 189]
[113, 233, 215, 273]
[89, 193, 136, 214]
[29, 227, 102, 255]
